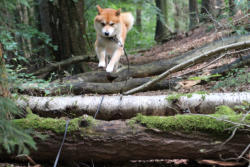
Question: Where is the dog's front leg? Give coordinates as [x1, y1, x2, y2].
[96, 48, 106, 68]
[106, 48, 123, 73]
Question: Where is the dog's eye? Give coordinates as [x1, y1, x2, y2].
[110, 23, 114, 26]
[101, 22, 105, 26]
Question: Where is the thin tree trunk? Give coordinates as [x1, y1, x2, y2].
[135, 8, 142, 32]
[0, 44, 10, 97]
[200, 0, 212, 22]
[189, 0, 199, 29]
[229, 0, 236, 16]
[174, 0, 181, 33]
[155, 0, 172, 42]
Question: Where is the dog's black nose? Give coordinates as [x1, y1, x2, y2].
[104, 32, 109, 36]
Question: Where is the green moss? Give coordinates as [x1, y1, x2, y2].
[166, 91, 208, 102]
[135, 111, 250, 134]
[215, 105, 236, 115]
[13, 111, 95, 134]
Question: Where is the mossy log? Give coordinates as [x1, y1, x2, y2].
[55, 34, 250, 84]
[17, 92, 250, 120]
[1, 113, 249, 163]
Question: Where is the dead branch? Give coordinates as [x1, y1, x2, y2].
[32, 55, 97, 76]
[124, 40, 250, 95]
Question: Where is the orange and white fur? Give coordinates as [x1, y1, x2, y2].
[94, 5, 134, 73]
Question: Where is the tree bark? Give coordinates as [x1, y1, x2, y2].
[1, 118, 248, 163]
[174, 0, 181, 33]
[189, 0, 199, 29]
[38, 0, 88, 73]
[0, 44, 10, 97]
[135, 7, 142, 32]
[229, 0, 236, 16]
[16, 92, 250, 120]
[200, 0, 212, 22]
[155, 0, 172, 42]
[19, 78, 177, 96]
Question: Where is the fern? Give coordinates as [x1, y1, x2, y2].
[0, 97, 37, 154]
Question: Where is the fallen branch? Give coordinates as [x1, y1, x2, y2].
[16, 92, 250, 120]
[124, 40, 250, 95]
[32, 55, 97, 76]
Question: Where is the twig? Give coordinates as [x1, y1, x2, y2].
[124, 40, 250, 94]
[220, 111, 250, 149]
[220, 144, 250, 161]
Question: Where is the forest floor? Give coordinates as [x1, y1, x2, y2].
[2, 23, 250, 167]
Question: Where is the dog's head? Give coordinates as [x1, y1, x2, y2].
[94, 5, 121, 38]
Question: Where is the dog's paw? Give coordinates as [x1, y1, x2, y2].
[106, 65, 114, 73]
[98, 61, 106, 68]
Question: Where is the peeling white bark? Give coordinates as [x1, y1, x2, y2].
[16, 92, 250, 120]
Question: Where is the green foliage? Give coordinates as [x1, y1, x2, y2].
[188, 74, 221, 82]
[0, 97, 37, 154]
[134, 109, 249, 134]
[166, 91, 208, 102]
[213, 68, 250, 90]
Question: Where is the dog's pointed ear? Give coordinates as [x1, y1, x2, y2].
[116, 8, 121, 16]
[96, 5, 103, 15]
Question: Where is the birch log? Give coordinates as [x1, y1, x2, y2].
[17, 92, 250, 120]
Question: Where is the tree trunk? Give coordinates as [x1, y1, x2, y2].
[174, 0, 181, 33]
[155, 0, 172, 42]
[17, 92, 250, 120]
[189, 0, 199, 29]
[200, 0, 212, 22]
[1, 116, 249, 163]
[135, 8, 142, 32]
[213, 0, 226, 18]
[229, 0, 236, 16]
[38, 0, 88, 73]
[0, 44, 10, 97]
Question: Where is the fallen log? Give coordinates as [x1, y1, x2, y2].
[16, 92, 250, 120]
[32, 55, 97, 76]
[1, 113, 249, 163]
[211, 54, 250, 75]
[55, 34, 250, 84]
[19, 78, 177, 96]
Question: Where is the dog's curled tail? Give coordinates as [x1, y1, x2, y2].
[121, 12, 134, 31]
